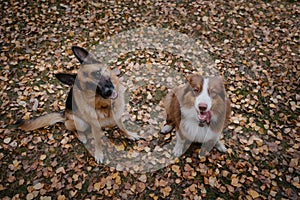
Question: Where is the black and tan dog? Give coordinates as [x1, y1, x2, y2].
[16, 46, 140, 163]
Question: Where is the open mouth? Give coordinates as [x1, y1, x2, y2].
[109, 90, 118, 100]
[198, 111, 211, 126]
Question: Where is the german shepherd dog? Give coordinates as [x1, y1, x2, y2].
[16, 46, 140, 163]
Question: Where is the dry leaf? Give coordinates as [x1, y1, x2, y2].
[161, 186, 172, 197]
[247, 189, 260, 198]
[2, 1, 299, 199]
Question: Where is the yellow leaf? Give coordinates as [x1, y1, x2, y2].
[115, 144, 125, 151]
[161, 186, 172, 197]
[149, 193, 158, 200]
[72, 174, 79, 182]
[40, 154, 47, 161]
[292, 181, 300, 189]
[57, 195, 65, 200]
[171, 165, 181, 176]
[231, 177, 241, 187]
[269, 103, 276, 108]
[247, 189, 260, 198]
[75, 182, 82, 190]
[94, 182, 101, 191]
[94, 178, 106, 191]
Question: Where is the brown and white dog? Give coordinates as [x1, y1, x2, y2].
[161, 74, 231, 157]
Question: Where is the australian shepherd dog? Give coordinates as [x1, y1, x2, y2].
[161, 74, 231, 157]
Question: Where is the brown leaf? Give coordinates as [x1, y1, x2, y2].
[33, 182, 44, 190]
[55, 167, 66, 174]
[136, 182, 146, 192]
[161, 186, 172, 197]
[231, 175, 242, 187]
[57, 195, 66, 200]
[247, 189, 260, 198]
[138, 174, 147, 183]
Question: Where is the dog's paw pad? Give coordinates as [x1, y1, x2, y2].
[161, 125, 173, 134]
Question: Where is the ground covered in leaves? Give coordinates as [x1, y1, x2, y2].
[1, 0, 299, 199]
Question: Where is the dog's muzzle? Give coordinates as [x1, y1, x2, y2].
[96, 79, 118, 99]
[198, 111, 211, 127]
[105, 88, 118, 100]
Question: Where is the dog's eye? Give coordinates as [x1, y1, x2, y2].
[193, 88, 199, 94]
[210, 89, 217, 97]
[92, 70, 101, 78]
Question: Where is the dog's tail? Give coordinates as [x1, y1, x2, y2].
[15, 112, 65, 131]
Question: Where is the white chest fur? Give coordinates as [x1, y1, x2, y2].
[180, 107, 219, 143]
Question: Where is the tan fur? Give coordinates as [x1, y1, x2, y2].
[17, 113, 64, 131]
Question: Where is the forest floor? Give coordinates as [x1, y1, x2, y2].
[1, 0, 299, 199]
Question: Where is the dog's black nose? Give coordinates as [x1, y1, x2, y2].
[198, 103, 207, 112]
[104, 87, 113, 97]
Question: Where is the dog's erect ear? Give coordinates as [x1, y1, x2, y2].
[213, 76, 226, 100]
[55, 73, 77, 86]
[186, 74, 193, 83]
[72, 46, 99, 64]
[186, 74, 202, 84]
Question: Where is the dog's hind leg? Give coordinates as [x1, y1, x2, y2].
[65, 114, 89, 143]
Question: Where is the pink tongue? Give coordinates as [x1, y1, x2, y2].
[110, 91, 118, 99]
[198, 112, 211, 123]
[198, 114, 207, 121]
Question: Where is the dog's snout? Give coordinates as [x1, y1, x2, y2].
[104, 87, 113, 96]
[198, 103, 208, 112]
[105, 79, 113, 88]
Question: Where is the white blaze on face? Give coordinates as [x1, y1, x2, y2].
[195, 78, 211, 113]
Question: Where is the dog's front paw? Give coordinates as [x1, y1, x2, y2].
[94, 148, 104, 164]
[160, 125, 173, 134]
[216, 141, 227, 153]
[173, 145, 184, 157]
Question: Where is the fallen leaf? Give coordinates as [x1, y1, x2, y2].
[247, 189, 260, 198]
[161, 186, 172, 197]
